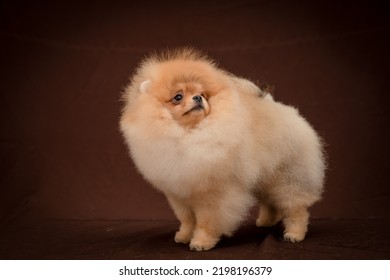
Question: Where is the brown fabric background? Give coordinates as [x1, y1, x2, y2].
[0, 0, 389, 259]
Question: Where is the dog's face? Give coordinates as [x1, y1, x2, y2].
[139, 78, 212, 128]
[162, 81, 211, 127]
[136, 59, 228, 128]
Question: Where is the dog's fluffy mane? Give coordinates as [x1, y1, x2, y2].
[121, 47, 271, 107]
[146, 47, 215, 65]
[122, 48, 220, 105]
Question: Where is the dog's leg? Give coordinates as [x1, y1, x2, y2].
[189, 206, 222, 251]
[282, 206, 309, 242]
[166, 194, 195, 244]
[189, 188, 254, 251]
[256, 203, 282, 227]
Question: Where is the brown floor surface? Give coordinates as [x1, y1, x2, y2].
[1, 219, 389, 260]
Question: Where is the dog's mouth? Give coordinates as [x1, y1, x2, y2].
[184, 104, 204, 115]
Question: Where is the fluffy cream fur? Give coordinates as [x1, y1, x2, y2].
[120, 48, 326, 251]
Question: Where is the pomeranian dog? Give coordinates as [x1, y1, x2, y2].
[120, 48, 325, 251]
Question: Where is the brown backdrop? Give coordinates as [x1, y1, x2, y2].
[1, 0, 389, 259]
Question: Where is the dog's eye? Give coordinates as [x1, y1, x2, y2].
[172, 92, 183, 104]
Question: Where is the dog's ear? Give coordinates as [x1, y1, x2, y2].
[140, 80, 151, 93]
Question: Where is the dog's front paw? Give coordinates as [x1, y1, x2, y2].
[283, 231, 305, 243]
[189, 236, 219, 251]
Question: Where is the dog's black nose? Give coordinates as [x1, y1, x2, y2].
[192, 95, 203, 103]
